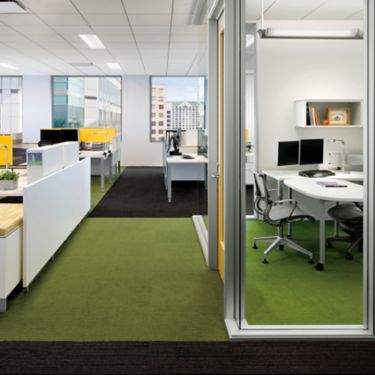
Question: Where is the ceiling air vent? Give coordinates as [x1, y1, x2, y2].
[0, 0, 27, 13]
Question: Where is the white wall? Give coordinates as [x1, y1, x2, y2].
[22, 76, 51, 143]
[122, 75, 163, 166]
[256, 21, 364, 171]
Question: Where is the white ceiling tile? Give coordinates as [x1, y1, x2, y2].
[134, 34, 170, 43]
[348, 10, 363, 20]
[132, 26, 170, 34]
[0, 14, 45, 25]
[98, 34, 135, 43]
[52, 25, 93, 35]
[305, 0, 363, 20]
[128, 14, 171, 26]
[173, 14, 192, 25]
[110, 49, 140, 60]
[10, 24, 54, 35]
[92, 26, 132, 35]
[83, 14, 129, 26]
[73, 0, 125, 14]
[172, 25, 206, 35]
[138, 43, 169, 50]
[266, 0, 329, 20]
[123, 0, 172, 14]
[173, 0, 195, 14]
[76, 65, 106, 75]
[38, 14, 87, 26]
[28, 33, 67, 42]
[21, 0, 78, 14]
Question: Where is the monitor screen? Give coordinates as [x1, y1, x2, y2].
[61, 129, 79, 142]
[300, 139, 324, 165]
[277, 141, 299, 166]
[40, 129, 61, 142]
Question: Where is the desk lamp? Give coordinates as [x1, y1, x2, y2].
[328, 138, 348, 173]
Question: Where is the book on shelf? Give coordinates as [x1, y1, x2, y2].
[306, 103, 311, 126]
[314, 107, 319, 125]
[309, 105, 315, 126]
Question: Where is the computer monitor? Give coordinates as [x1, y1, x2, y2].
[61, 129, 79, 142]
[300, 139, 324, 165]
[40, 129, 62, 143]
[277, 141, 299, 166]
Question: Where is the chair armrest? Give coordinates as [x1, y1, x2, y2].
[272, 199, 298, 206]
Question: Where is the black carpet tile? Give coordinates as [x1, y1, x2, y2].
[90, 167, 207, 217]
[1, 341, 375, 374]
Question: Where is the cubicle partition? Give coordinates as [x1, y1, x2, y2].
[22, 157, 90, 288]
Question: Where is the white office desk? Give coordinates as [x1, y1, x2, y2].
[284, 178, 363, 271]
[0, 169, 27, 198]
[263, 169, 363, 198]
[79, 150, 113, 192]
[165, 154, 208, 203]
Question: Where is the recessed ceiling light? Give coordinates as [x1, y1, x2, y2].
[0, 0, 27, 13]
[0, 63, 18, 70]
[79, 34, 105, 49]
[106, 62, 121, 70]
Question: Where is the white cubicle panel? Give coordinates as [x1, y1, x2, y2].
[27, 144, 64, 184]
[22, 158, 90, 288]
[62, 142, 79, 168]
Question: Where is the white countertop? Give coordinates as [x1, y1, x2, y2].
[166, 154, 208, 164]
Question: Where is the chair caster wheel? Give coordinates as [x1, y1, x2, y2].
[345, 254, 354, 261]
[279, 245, 284, 251]
[308, 259, 314, 264]
[262, 259, 269, 264]
[326, 241, 333, 248]
[252, 244, 258, 249]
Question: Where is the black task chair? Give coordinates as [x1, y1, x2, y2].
[326, 203, 363, 260]
[252, 173, 315, 264]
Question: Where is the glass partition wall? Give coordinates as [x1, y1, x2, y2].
[209, 0, 374, 338]
[243, 0, 366, 330]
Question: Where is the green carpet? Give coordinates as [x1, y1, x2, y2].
[0, 174, 226, 341]
[246, 220, 363, 325]
[0, 218, 226, 341]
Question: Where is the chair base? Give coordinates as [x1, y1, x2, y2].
[326, 235, 362, 260]
[253, 236, 313, 264]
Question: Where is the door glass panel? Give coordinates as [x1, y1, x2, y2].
[243, 0, 365, 326]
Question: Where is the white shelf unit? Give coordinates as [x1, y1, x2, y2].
[295, 99, 363, 128]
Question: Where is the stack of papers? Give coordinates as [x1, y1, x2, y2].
[317, 181, 348, 188]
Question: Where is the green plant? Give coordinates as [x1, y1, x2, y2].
[0, 170, 20, 181]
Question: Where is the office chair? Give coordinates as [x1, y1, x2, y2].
[252, 172, 315, 264]
[326, 203, 363, 260]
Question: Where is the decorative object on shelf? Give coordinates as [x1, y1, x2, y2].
[327, 108, 351, 125]
[0, 170, 20, 190]
[323, 120, 330, 126]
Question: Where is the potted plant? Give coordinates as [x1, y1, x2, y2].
[0, 170, 20, 190]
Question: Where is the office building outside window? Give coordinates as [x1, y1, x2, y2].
[150, 76, 206, 142]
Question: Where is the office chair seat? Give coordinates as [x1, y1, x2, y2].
[327, 203, 363, 260]
[252, 173, 315, 265]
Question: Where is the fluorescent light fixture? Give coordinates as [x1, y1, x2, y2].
[246, 34, 254, 48]
[79, 34, 105, 49]
[258, 27, 363, 40]
[106, 62, 121, 70]
[0, 63, 18, 70]
[0, 0, 27, 13]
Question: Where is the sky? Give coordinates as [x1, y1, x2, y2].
[152, 77, 205, 102]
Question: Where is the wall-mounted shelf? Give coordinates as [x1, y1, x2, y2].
[295, 99, 363, 128]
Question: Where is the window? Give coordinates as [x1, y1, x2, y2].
[150, 76, 206, 142]
[0, 76, 22, 135]
[52, 76, 122, 137]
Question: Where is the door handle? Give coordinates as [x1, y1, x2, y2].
[211, 162, 220, 179]
[211, 173, 220, 179]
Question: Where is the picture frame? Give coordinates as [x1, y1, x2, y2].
[327, 107, 351, 125]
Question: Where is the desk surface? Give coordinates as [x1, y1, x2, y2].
[284, 178, 363, 202]
[263, 169, 364, 182]
[166, 154, 208, 164]
[79, 150, 110, 159]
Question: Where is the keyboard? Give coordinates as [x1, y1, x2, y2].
[298, 170, 336, 178]
[182, 154, 195, 159]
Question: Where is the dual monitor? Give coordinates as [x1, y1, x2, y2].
[278, 139, 324, 166]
